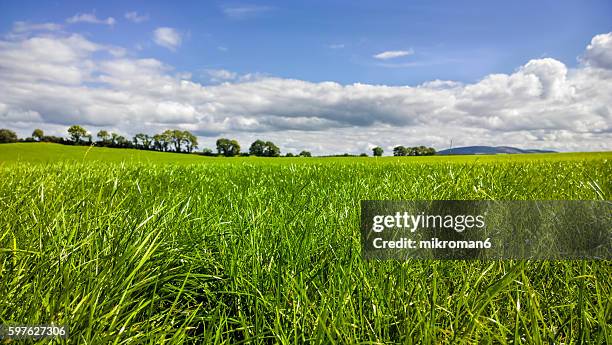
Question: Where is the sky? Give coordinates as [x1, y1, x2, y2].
[0, 0, 611, 154]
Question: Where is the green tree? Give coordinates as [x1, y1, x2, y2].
[216, 138, 240, 156]
[416, 146, 427, 156]
[111, 132, 120, 146]
[183, 131, 198, 153]
[97, 130, 110, 143]
[153, 132, 172, 151]
[32, 129, 44, 141]
[216, 138, 230, 155]
[142, 134, 152, 150]
[286, 153, 294, 157]
[67, 125, 87, 143]
[133, 133, 147, 149]
[249, 140, 280, 157]
[153, 134, 164, 151]
[372, 146, 383, 157]
[249, 139, 266, 156]
[162, 129, 185, 152]
[263, 141, 280, 157]
[393, 146, 408, 156]
[115, 135, 129, 147]
[0, 128, 18, 143]
[299, 150, 312, 157]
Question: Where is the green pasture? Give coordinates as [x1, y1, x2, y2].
[0, 143, 610, 343]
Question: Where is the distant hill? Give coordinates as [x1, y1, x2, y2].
[437, 146, 557, 155]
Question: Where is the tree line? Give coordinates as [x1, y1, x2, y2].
[0, 127, 435, 157]
[392, 145, 436, 156]
[0, 126, 313, 157]
[370, 146, 436, 156]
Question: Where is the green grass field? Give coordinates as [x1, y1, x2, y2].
[1, 143, 610, 165]
[1, 143, 611, 343]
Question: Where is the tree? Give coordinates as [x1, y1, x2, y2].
[372, 146, 383, 156]
[174, 129, 186, 152]
[0, 128, 18, 143]
[97, 130, 110, 143]
[216, 138, 240, 156]
[360, 153, 368, 157]
[32, 129, 44, 141]
[393, 146, 408, 156]
[299, 150, 312, 157]
[67, 125, 87, 143]
[249, 140, 266, 156]
[201, 148, 214, 156]
[41, 135, 63, 144]
[115, 135, 129, 148]
[153, 134, 164, 151]
[153, 132, 171, 152]
[249, 140, 280, 157]
[183, 131, 198, 153]
[216, 138, 229, 155]
[228, 140, 241, 156]
[142, 134, 152, 150]
[131, 133, 152, 150]
[162, 129, 185, 152]
[133, 133, 147, 149]
[111, 132, 120, 146]
[404, 146, 436, 156]
[286, 153, 294, 157]
[263, 141, 280, 157]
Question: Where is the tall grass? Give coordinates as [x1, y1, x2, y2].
[0, 158, 610, 343]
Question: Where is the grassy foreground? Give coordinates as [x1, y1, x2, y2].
[0, 144, 611, 343]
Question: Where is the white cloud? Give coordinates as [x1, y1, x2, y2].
[153, 27, 182, 51]
[0, 34, 100, 85]
[581, 32, 612, 70]
[373, 49, 414, 60]
[0, 27, 610, 154]
[12, 21, 63, 33]
[329, 43, 345, 49]
[124, 11, 149, 23]
[205, 69, 238, 82]
[67, 13, 116, 26]
[222, 5, 274, 19]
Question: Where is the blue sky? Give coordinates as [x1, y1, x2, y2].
[0, 1, 611, 154]
[2, 0, 610, 85]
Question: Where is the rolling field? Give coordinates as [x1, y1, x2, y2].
[0, 142, 610, 165]
[0, 143, 611, 343]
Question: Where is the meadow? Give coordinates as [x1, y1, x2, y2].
[0, 143, 611, 343]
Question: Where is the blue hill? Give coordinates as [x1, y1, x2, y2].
[437, 146, 556, 155]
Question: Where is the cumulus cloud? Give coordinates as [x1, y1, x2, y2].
[67, 13, 116, 26]
[0, 28, 610, 154]
[124, 11, 149, 23]
[581, 32, 612, 70]
[153, 27, 182, 51]
[373, 49, 414, 60]
[0, 34, 100, 85]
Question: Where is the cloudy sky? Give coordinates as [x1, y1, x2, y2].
[0, 1, 611, 154]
